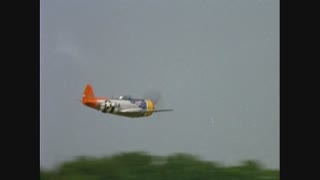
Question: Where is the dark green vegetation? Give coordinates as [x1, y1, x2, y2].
[40, 152, 279, 180]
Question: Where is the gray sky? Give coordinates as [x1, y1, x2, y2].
[40, 0, 279, 170]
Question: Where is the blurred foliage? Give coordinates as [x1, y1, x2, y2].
[40, 152, 279, 180]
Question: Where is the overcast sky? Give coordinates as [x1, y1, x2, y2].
[40, 0, 279, 170]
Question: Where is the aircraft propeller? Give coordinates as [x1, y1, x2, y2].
[143, 90, 162, 106]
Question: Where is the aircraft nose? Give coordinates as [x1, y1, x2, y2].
[146, 100, 155, 110]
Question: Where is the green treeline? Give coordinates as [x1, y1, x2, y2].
[40, 152, 279, 180]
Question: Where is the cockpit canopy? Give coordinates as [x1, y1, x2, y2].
[118, 95, 132, 100]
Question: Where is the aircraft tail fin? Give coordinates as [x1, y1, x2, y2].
[82, 84, 95, 102]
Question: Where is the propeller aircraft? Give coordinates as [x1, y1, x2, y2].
[81, 84, 173, 118]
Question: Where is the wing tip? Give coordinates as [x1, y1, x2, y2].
[152, 109, 174, 112]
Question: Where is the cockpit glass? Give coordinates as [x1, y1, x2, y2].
[118, 95, 131, 100]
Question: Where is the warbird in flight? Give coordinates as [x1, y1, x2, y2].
[81, 84, 173, 118]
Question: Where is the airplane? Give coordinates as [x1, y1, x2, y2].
[81, 84, 173, 118]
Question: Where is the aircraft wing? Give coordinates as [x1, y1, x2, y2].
[120, 108, 173, 113]
[150, 109, 174, 112]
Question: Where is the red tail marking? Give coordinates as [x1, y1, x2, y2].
[82, 84, 98, 109]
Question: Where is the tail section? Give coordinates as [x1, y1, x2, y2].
[82, 84, 95, 104]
